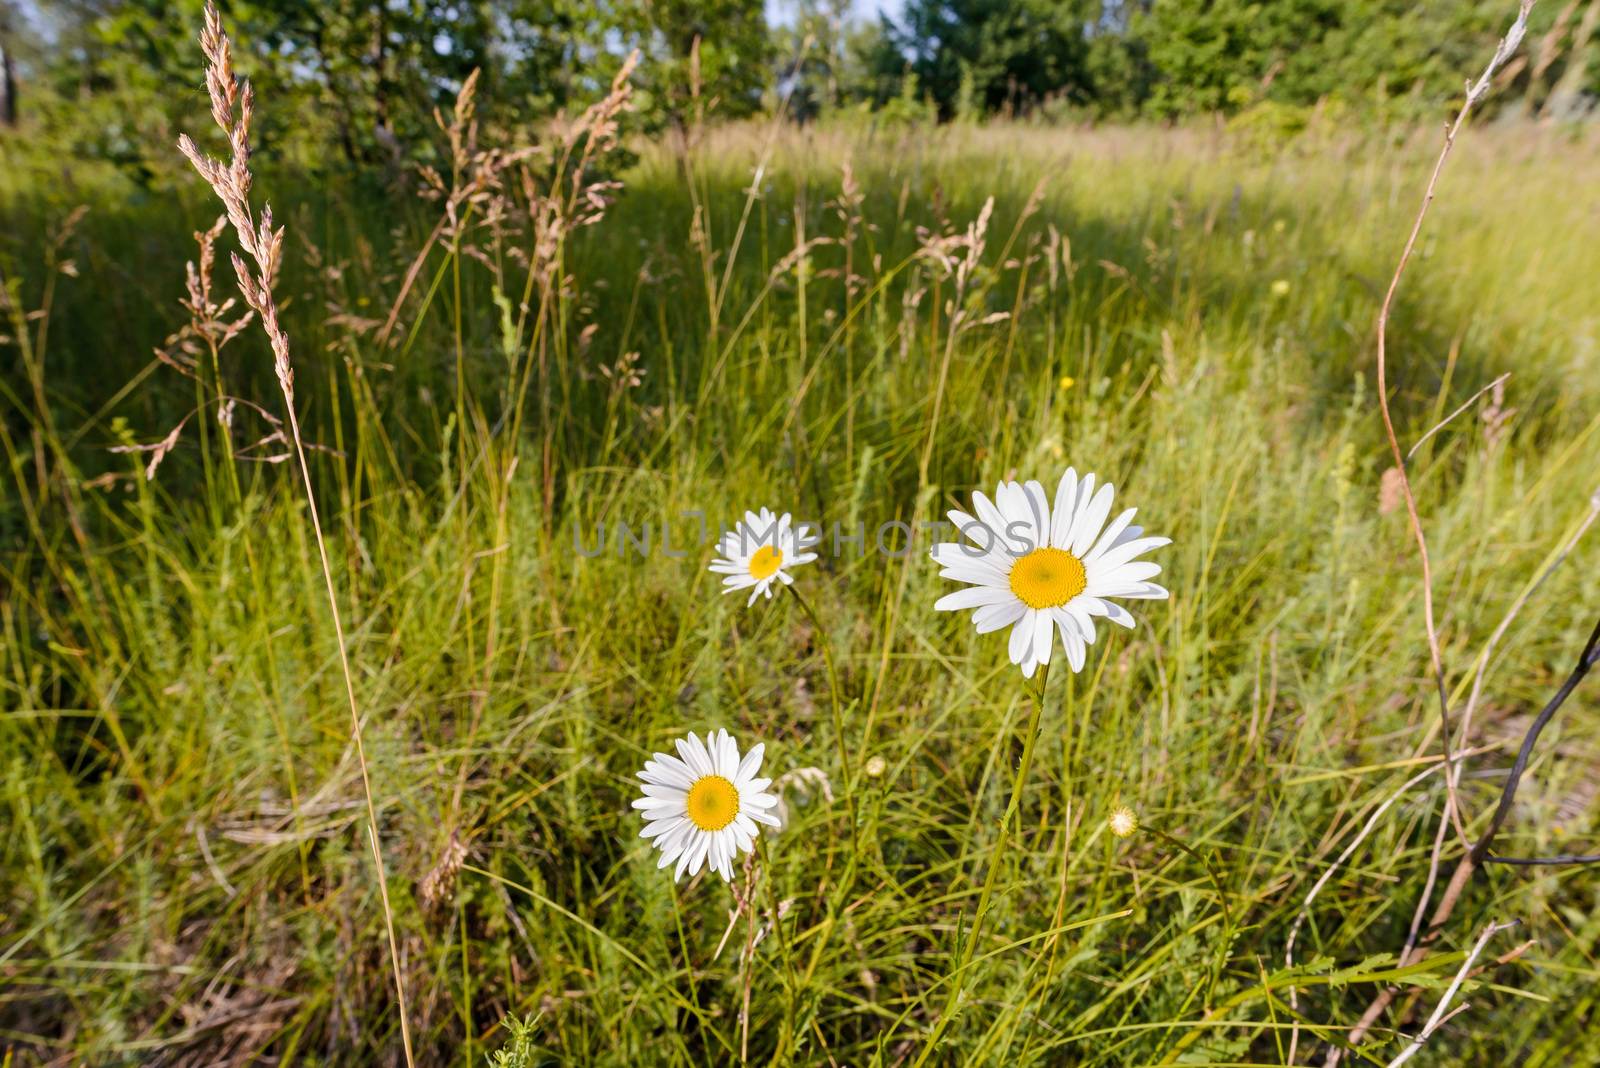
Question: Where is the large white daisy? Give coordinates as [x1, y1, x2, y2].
[930, 469, 1169, 678]
[709, 507, 818, 606]
[632, 729, 781, 883]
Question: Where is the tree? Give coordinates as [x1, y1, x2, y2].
[0, 1, 20, 126]
[631, 0, 772, 126]
[1133, 0, 1539, 118]
[883, 0, 1102, 118]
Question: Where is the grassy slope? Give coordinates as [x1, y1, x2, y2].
[2, 119, 1599, 1065]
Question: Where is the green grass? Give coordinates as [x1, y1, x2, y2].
[2, 116, 1600, 1065]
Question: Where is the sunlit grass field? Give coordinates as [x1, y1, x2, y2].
[3, 113, 1600, 1065]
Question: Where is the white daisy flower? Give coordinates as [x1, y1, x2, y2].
[709, 507, 818, 606]
[930, 469, 1169, 678]
[632, 729, 781, 883]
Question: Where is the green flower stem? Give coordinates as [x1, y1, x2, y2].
[785, 584, 853, 792]
[916, 661, 1051, 1066]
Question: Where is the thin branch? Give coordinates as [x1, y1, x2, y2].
[1374, 0, 1534, 851]
[1469, 615, 1600, 864]
[1383, 920, 1517, 1067]
[1483, 852, 1600, 866]
[1286, 760, 1449, 1065]
[1406, 372, 1511, 460]
[1330, 6, 1538, 1062]
[1396, 487, 1600, 974]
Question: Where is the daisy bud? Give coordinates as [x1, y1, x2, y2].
[1109, 806, 1139, 839]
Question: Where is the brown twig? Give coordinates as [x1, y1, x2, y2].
[1375, 0, 1535, 850]
[1327, 6, 1539, 1063]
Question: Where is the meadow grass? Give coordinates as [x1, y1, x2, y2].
[2, 110, 1599, 1066]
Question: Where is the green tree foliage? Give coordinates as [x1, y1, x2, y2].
[1130, 0, 1519, 117]
[880, 0, 1104, 117]
[4, 0, 768, 178]
[772, 0, 858, 121]
[631, 0, 772, 125]
[4, 0, 1598, 177]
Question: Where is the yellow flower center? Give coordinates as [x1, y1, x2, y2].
[748, 545, 783, 580]
[1008, 547, 1087, 609]
[685, 775, 740, 831]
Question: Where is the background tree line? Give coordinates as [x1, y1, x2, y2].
[1, 0, 1597, 177]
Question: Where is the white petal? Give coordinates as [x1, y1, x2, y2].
[1092, 559, 1163, 585]
[736, 743, 765, 782]
[938, 564, 1010, 588]
[1109, 523, 1144, 551]
[642, 817, 684, 840]
[1019, 644, 1039, 678]
[1094, 582, 1168, 599]
[708, 834, 726, 877]
[995, 482, 1031, 545]
[1066, 629, 1086, 672]
[1083, 508, 1137, 563]
[971, 491, 1010, 548]
[687, 834, 711, 878]
[1062, 473, 1095, 546]
[1095, 600, 1136, 628]
[676, 735, 705, 777]
[1070, 482, 1116, 557]
[657, 823, 693, 866]
[1024, 480, 1051, 547]
[1054, 611, 1080, 651]
[1008, 610, 1036, 664]
[1050, 468, 1080, 547]
[1033, 611, 1054, 665]
[935, 586, 1015, 612]
[672, 840, 695, 881]
[1063, 604, 1096, 644]
[931, 541, 1007, 571]
[658, 754, 697, 784]
[1090, 537, 1170, 574]
[974, 601, 1026, 633]
[947, 509, 998, 551]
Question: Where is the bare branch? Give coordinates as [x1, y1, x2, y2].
[1384, 921, 1517, 1067]
[1374, 0, 1536, 851]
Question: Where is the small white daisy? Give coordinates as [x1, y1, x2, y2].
[632, 729, 781, 883]
[930, 468, 1169, 678]
[709, 507, 817, 606]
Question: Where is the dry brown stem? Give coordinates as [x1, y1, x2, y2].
[176, 5, 416, 1064]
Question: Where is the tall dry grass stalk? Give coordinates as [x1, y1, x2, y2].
[1324, 3, 1548, 1063]
[177, 4, 416, 1064]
